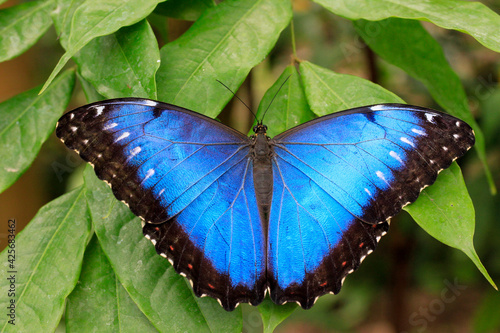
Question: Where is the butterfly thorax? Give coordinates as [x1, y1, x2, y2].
[251, 124, 273, 227]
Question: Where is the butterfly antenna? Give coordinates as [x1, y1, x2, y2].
[216, 80, 258, 122]
[260, 74, 292, 122]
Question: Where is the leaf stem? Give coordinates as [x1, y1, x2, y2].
[290, 19, 297, 58]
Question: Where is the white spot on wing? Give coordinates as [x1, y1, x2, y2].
[115, 132, 130, 142]
[400, 137, 415, 147]
[425, 113, 436, 123]
[103, 122, 118, 130]
[453, 134, 460, 139]
[71, 126, 77, 132]
[144, 169, 155, 181]
[390, 151, 403, 164]
[94, 105, 105, 116]
[443, 146, 448, 151]
[158, 188, 165, 196]
[126, 146, 141, 162]
[70, 113, 75, 120]
[411, 128, 426, 136]
[370, 105, 385, 111]
[376, 171, 389, 185]
[144, 100, 158, 106]
[364, 188, 372, 197]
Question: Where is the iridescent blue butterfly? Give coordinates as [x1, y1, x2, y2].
[56, 98, 474, 310]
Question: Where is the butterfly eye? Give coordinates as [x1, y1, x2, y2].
[253, 125, 259, 133]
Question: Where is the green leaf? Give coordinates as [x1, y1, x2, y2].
[74, 19, 160, 99]
[77, 72, 106, 103]
[52, 0, 85, 49]
[0, 0, 54, 62]
[354, 18, 495, 193]
[0, 186, 92, 332]
[84, 166, 242, 332]
[253, 65, 314, 137]
[405, 163, 496, 289]
[41, 0, 166, 93]
[300, 61, 403, 114]
[258, 299, 297, 333]
[313, 0, 500, 53]
[0, 69, 75, 194]
[154, 0, 215, 21]
[156, 0, 292, 118]
[66, 235, 157, 332]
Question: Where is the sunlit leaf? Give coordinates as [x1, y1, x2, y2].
[253, 65, 314, 137]
[66, 235, 157, 332]
[258, 299, 297, 333]
[0, 0, 54, 62]
[314, 0, 500, 52]
[405, 163, 496, 289]
[74, 20, 160, 99]
[0, 70, 75, 194]
[42, 0, 166, 93]
[0, 187, 91, 332]
[156, 0, 292, 118]
[300, 61, 403, 113]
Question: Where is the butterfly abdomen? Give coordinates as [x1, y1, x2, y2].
[252, 126, 273, 225]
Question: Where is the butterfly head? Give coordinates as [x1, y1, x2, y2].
[253, 123, 268, 135]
